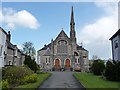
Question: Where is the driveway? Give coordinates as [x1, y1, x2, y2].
[39, 71, 85, 89]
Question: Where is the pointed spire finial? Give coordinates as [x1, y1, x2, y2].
[72, 6, 73, 13]
[70, 6, 74, 24]
[62, 28, 63, 30]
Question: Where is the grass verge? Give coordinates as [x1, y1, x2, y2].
[14, 73, 51, 90]
[74, 72, 119, 89]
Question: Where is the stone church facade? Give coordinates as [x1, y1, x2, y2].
[37, 7, 89, 72]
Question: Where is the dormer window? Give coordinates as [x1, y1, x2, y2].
[114, 40, 118, 48]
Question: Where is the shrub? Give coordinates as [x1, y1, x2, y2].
[2, 66, 34, 86]
[92, 60, 105, 75]
[104, 60, 120, 81]
[36, 70, 43, 74]
[24, 55, 40, 73]
[2, 79, 9, 89]
[24, 74, 37, 83]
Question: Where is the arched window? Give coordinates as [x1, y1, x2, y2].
[57, 40, 67, 54]
[74, 52, 79, 56]
[58, 40, 67, 45]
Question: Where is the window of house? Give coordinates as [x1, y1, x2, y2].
[9, 61, 11, 65]
[83, 56, 87, 58]
[49, 58, 50, 63]
[78, 59, 79, 63]
[39, 56, 40, 64]
[15, 49, 17, 56]
[75, 58, 77, 63]
[84, 60, 86, 64]
[46, 58, 47, 63]
[74, 52, 78, 56]
[0, 44, 2, 56]
[14, 60, 16, 65]
[114, 40, 118, 48]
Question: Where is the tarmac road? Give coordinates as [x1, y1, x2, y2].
[39, 71, 85, 90]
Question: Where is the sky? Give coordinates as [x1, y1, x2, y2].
[0, 1, 119, 60]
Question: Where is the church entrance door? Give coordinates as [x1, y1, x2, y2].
[54, 59, 61, 71]
[65, 59, 71, 70]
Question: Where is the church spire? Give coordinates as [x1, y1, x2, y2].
[70, 6, 76, 42]
[70, 6, 75, 26]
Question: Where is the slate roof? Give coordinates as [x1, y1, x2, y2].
[38, 30, 88, 52]
[109, 29, 120, 40]
[44, 48, 51, 56]
[38, 30, 70, 52]
[7, 41, 15, 50]
[7, 41, 22, 53]
[55, 30, 70, 41]
[39, 42, 88, 52]
[77, 44, 88, 51]
[0, 27, 7, 35]
[39, 43, 51, 51]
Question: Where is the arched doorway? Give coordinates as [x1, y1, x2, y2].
[65, 59, 71, 70]
[54, 59, 61, 71]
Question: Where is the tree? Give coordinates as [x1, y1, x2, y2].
[104, 60, 120, 81]
[22, 42, 36, 58]
[22, 42, 39, 73]
[24, 55, 40, 73]
[92, 59, 105, 75]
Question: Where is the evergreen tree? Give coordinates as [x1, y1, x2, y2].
[24, 55, 39, 73]
[92, 59, 105, 75]
[104, 60, 120, 81]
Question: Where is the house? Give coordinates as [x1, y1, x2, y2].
[37, 7, 89, 72]
[0, 27, 7, 67]
[109, 29, 120, 61]
[0, 27, 25, 67]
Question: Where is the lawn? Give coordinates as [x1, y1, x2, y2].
[74, 72, 119, 89]
[15, 73, 51, 90]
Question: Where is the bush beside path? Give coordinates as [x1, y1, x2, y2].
[15, 73, 51, 89]
[1, 66, 51, 90]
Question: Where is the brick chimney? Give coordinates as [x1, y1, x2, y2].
[7, 31, 11, 42]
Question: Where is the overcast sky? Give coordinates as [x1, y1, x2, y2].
[1, 1, 119, 60]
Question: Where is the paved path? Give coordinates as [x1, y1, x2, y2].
[39, 72, 85, 89]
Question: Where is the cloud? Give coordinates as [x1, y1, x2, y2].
[1, 7, 40, 30]
[118, 2, 120, 29]
[17, 45, 23, 50]
[12, 42, 23, 50]
[77, 2, 118, 59]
